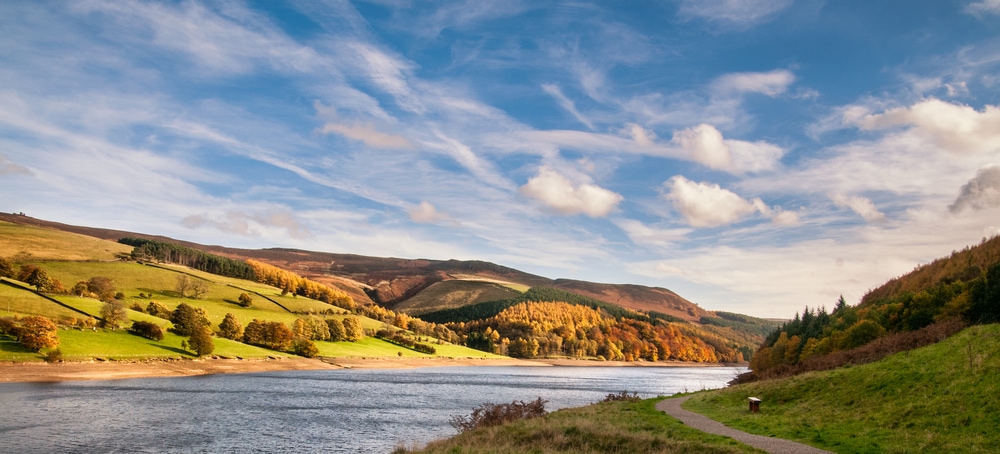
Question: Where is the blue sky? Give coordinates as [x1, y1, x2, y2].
[2, 1, 1000, 318]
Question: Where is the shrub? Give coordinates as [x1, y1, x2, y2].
[129, 302, 145, 313]
[291, 337, 319, 358]
[601, 391, 641, 403]
[44, 348, 63, 363]
[450, 398, 548, 433]
[146, 301, 171, 319]
[238, 292, 253, 308]
[128, 321, 165, 341]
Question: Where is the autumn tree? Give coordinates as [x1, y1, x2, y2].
[170, 302, 210, 336]
[23, 267, 53, 292]
[291, 337, 319, 358]
[14, 316, 60, 351]
[218, 313, 244, 340]
[100, 300, 129, 330]
[128, 321, 164, 341]
[187, 325, 215, 356]
[342, 317, 364, 342]
[238, 292, 253, 308]
[326, 318, 346, 341]
[243, 319, 294, 351]
[146, 301, 171, 318]
[0, 256, 14, 278]
[87, 277, 116, 302]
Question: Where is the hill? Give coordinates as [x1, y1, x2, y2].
[0, 213, 716, 324]
[685, 323, 1000, 452]
[747, 234, 1000, 379]
[0, 220, 498, 363]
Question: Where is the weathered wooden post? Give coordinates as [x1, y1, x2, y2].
[748, 397, 761, 413]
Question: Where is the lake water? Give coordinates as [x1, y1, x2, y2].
[0, 365, 744, 453]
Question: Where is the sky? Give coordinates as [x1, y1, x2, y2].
[2, 1, 1000, 318]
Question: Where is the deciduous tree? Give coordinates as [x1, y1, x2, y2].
[100, 300, 129, 330]
[342, 317, 364, 342]
[187, 325, 215, 356]
[14, 316, 59, 351]
[170, 302, 210, 336]
[218, 313, 243, 340]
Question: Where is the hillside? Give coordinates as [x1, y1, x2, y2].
[0, 213, 715, 324]
[748, 234, 1000, 379]
[685, 323, 1000, 452]
[0, 221, 498, 363]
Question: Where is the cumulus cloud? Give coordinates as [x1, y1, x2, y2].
[854, 98, 1000, 154]
[711, 69, 796, 97]
[409, 201, 447, 223]
[831, 194, 886, 222]
[319, 122, 413, 149]
[624, 123, 657, 147]
[950, 164, 1000, 213]
[678, 0, 793, 28]
[520, 166, 623, 217]
[183, 210, 311, 239]
[671, 124, 784, 173]
[664, 176, 770, 227]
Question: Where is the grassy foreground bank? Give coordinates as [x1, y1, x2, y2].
[402, 398, 763, 454]
[684, 324, 1000, 453]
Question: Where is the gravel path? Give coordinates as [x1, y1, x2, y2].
[656, 396, 835, 454]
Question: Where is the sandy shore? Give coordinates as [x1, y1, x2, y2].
[0, 356, 740, 383]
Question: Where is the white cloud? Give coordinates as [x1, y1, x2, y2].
[521, 166, 623, 217]
[0, 155, 32, 176]
[318, 122, 413, 149]
[623, 123, 658, 147]
[615, 219, 692, 248]
[771, 209, 802, 226]
[831, 194, 886, 222]
[664, 176, 768, 227]
[671, 124, 785, 173]
[183, 210, 312, 239]
[950, 164, 1000, 213]
[542, 84, 594, 130]
[409, 201, 447, 223]
[711, 69, 796, 97]
[678, 0, 794, 28]
[854, 98, 1000, 154]
[965, 0, 1000, 17]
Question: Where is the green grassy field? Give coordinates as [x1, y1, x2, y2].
[684, 324, 1000, 453]
[407, 397, 764, 454]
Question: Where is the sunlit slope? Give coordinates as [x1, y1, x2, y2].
[0, 223, 496, 362]
[686, 323, 1000, 453]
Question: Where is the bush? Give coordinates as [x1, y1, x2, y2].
[99, 300, 129, 329]
[291, 337, 319, 358]
[238, 292, 253, 308]
[450, 398, 548, 433]
[128, 321, 165, 341]
[600, 391, 641, 403]
[44, 348, 63, 363]
[12, 316, 60, 351]
[146, 301, 171, 319]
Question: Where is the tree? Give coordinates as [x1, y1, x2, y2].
[218, 313, 244, 340]
[15, 316, 59, 352]
[342, 317, 364, 342]
[100, 300, 129, 330]
[170, 302, 210, 336]
[191, 281, 209, 299]
[238, 292, 253, 308]
[24, 267, 53, 292]
[87, 277, 116, 302]
[187, 325, 215, 356]
[326, 318, 346, 341]
[146, 301, 171, 318]
[175, 274, 192, 297]
[128, 321, 164, 341]
[291, 337, 319, 358]
[0, 256, 14, 278]
[243, 319, 294, 351]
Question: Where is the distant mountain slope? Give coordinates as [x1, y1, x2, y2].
[0, 213, 715, 327]
[393, 280, 523, 315]
[551, 279, 710, 323]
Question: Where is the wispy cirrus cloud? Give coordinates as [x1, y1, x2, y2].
[677, 0, 794, 28]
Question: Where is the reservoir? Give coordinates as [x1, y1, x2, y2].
[0, 365, 744, 453]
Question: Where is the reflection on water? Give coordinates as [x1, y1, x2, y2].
[0, 365, 744, 453]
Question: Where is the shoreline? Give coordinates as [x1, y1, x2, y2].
[0, 357, 745, 383]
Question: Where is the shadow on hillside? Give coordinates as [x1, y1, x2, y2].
[147, 342, 193, 357]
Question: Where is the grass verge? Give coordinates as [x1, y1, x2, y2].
[684, 324, 1000, 453]
[404, 398, 764, 454]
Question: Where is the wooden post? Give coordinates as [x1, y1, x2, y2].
[748, 397, 761, 413]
